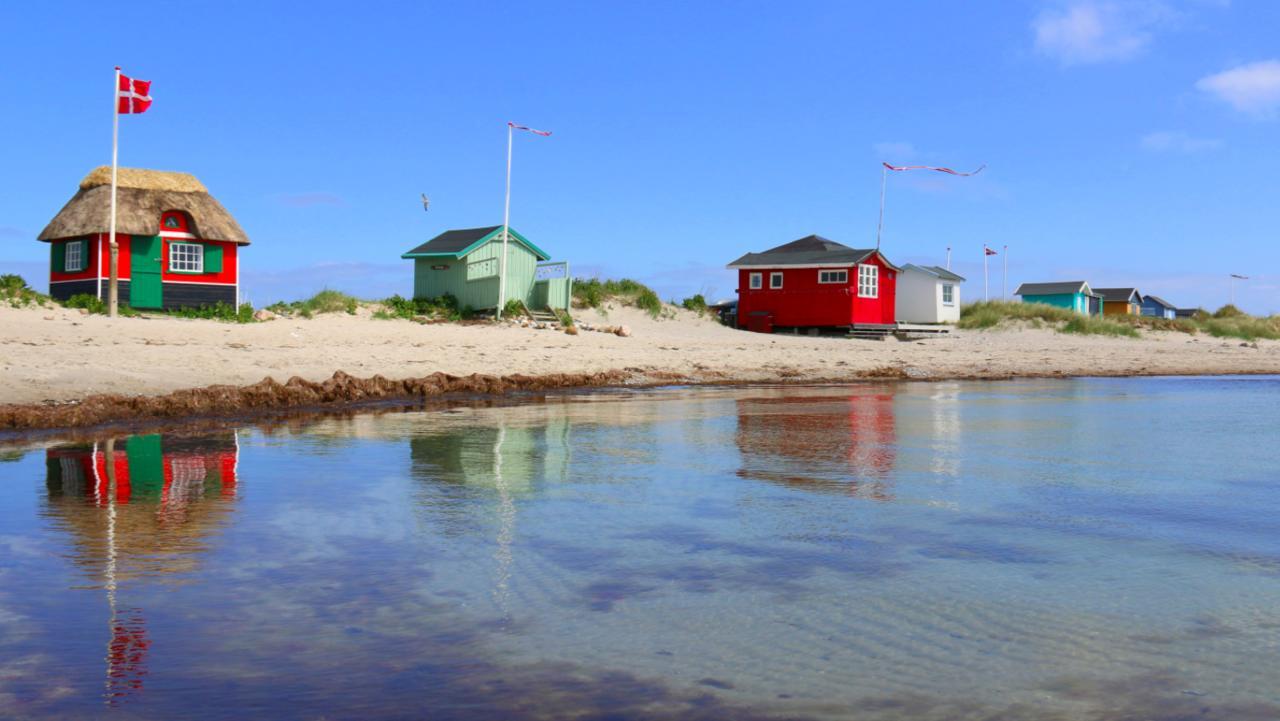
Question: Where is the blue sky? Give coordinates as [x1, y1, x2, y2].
[2, 1, 1278, 311]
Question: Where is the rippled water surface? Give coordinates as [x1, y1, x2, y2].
[3, 377, 1280, 720]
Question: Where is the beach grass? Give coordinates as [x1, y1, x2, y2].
[268, 289, 359, 318]
[1, 275, 50, 308]
[573, 278, 664, 318]
[374, 293, 473, 322]
[958, 300, 1076, 329]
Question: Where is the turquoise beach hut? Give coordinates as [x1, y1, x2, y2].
[1014, 281, 1102, 316]
[401, 225, 571, 312]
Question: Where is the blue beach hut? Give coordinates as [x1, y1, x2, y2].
[1013, 281, 1102, 316]
[1140, 294, 1178, 320]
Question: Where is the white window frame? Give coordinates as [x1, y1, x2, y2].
[857, 264, 878, 298]
[769, 272, 784, 289]
[748, 272, 762, 290]
[169, 242, 204, 273]
[941, 283, 954, 306]
[818, 269, 848, 284]
[64, 240, 84, 272]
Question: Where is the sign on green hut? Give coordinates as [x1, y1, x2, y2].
[401, 225, 570, 312]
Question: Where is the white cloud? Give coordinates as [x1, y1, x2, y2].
[1139, 130, 1223, 152]
[873, 141, 917, 160]
[1196, 60, 1280, 116]
[1032, 2, 1162, 65]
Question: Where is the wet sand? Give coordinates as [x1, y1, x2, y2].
[2, 302, 1279, 430]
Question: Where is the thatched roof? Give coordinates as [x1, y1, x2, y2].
[38, 166, 250, 244]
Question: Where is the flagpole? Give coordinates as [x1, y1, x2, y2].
[983, 246, 989, 302]
[945, 246, 951, 270]
[1002, 244, 1008, 299]
[875, 164, 887, 249]
[108, 67, 121, 318]
[498, 123, 513, 320]
[1230, 275, 1235, 306]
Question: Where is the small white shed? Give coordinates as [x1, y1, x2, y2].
[895, 264, 965, 324]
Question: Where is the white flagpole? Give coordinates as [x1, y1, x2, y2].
[498, 123, 513, 319]
[1002, 244, 1008, 299]
[983, 247, 989, 302]
[108, 67, 121, 318]
[875, 164, 887, 249]
[945, 246, 951, 270]
[1230, 275, 1235, 306]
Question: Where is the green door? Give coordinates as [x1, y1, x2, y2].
[130, 235, 163, 309]
[125, 434, 165, 499]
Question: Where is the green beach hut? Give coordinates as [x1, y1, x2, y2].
[1013, 281, 1103, 316]
[400, 225, 571, 312]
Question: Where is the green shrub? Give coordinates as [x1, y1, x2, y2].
[375, 293, 470, 322]
[503, 299, 526, 318]
[681, 294, 708, 314]
[64, 293, 107, 315]
[172, 302, 255, 323]
[635, 288, 662, 318]
[1212, 304, 1245, 319]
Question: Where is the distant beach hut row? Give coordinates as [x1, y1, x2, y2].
[1013, 281, 1182, 319]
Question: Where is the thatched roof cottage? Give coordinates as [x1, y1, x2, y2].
[39, 167, 249, 309]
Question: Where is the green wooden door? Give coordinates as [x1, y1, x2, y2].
[130, 235, 163, 309]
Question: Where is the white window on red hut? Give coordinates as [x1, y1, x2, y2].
[749, 272, 762, 290]
[857, 264, 878, 298]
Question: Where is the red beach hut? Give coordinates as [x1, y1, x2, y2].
[727, 235, 899, 333]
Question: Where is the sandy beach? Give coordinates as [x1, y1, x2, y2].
[3, 301, 1279, 411]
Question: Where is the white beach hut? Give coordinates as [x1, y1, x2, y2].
[895, 264, 964, 324]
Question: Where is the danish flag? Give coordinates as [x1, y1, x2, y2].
[117, 73, 152, 114]
[985, 246, 999, 256]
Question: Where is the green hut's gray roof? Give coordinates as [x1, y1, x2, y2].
[903, 263, 966, 282]
[402, 226, 549, 261]
[1094, 287, 1141, 303]
[727, 234, 899, 270]
[1014, 281, 1094, 296]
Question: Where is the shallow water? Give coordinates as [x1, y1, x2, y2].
[2, 377, 1279, 720]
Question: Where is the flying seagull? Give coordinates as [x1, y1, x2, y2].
[421, 193, 430, 212]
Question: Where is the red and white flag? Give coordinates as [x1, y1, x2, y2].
[984, 246, 999, 256]
[508, 122, 551, 136]
[118, 73, 152, 114]
[883, 162, 984, 176]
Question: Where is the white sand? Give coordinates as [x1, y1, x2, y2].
[1, 302, 1278, 405]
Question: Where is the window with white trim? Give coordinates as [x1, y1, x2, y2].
[169, 242, 203, 273]
[64, 240, 84, 272]
[748, 272, 762, 290]
[770, 272, 783, 289]
[818, 269, 847, 284]
[942, 284, 954, 305]
[857, 264, 878, 298]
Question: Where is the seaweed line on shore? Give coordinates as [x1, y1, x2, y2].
[2, 364, 1277, 439]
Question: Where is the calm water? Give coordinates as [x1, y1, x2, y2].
[2, 378, 1280, 720]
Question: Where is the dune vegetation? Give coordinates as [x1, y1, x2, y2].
[961, 300, 1280, 341]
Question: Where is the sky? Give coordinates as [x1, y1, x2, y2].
[2, 1, 1278, 312]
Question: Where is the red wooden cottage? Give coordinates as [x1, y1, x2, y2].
[38, 167, 249, 310]
[727, 234, 899, 333]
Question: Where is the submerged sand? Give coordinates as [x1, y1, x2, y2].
[1, 302, 1278, 425]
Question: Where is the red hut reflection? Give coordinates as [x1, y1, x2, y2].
[44, 432, 240, 706]
[735, 390, 898, 500]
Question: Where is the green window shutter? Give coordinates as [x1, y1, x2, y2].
[51, 241, 66, 272]
[203, 243, 224, 273]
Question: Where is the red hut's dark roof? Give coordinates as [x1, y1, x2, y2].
[727, 234, 898, 269]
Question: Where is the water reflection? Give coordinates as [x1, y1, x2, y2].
[42, 432, 239, 706]
[735, 388, 898, 499]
